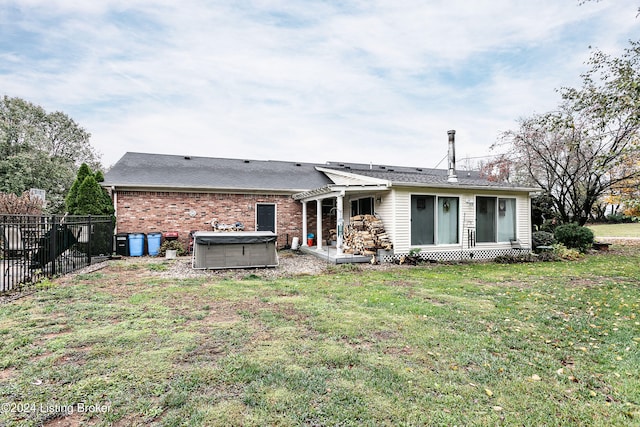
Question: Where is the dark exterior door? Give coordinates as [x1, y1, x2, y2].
[256, 204, 276, 232]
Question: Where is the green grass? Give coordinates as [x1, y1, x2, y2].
[588, 222, 640, 238]
[0, 247, 639, 426]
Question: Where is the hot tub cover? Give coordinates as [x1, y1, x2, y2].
[194, 231, 277, 245]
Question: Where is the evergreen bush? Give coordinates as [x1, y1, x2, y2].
[554, 224, 594, 253]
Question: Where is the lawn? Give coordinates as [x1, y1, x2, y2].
[0, 246, 639, 426]
[588, 222, 640, 238]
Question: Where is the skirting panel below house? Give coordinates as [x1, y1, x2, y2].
[380, 248, 530, 263]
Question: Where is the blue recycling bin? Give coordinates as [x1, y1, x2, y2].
[128, 233, 145, 256]
[147, 232, 162, 256]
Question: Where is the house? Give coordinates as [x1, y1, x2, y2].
[102, 131, 540, 262]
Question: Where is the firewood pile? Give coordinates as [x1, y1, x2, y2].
[342, 214, 392, 255]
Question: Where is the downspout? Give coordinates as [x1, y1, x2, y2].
[111, 186, 117, 234]
[336, 191, 345, 256]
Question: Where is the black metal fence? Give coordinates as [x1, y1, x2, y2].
[0, 214, 114, 292]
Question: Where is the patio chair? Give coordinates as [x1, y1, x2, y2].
[75, 225, 90, 244]
[2, 225, 33, 280]
[2, 225, 25, 258]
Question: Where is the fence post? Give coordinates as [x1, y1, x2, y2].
[87, 215, 92, 266]
[49, 215, 58, 276]
[110, 216, 115, 255]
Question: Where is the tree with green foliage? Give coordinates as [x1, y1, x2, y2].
[66, 164, 115, 256]
[66, 163, 114, 217]
[493, 41, 640, 225]
[65, 163, 92, 214]
[0, 96, 100, 213]
[75, 175, 107, 215]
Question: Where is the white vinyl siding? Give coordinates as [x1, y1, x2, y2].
[390, 187, 533, 253]
[372, 189, 396, 247]
[516, 194, 532, 246]
[391, 190, 412, 253]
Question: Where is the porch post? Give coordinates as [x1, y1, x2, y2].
[301, 201, 308, 247]
[336, 192, 344, 256]
[316, 198, 323, 251]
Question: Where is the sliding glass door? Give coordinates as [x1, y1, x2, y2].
[476, 196, 516, 243]
[411, 195, 459, 246]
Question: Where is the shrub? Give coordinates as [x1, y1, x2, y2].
[552, 243, 583, 260]
[532, 231, 555, 250]
[494, 253, 537, 264]
[538, 218, 558, 233]
[605, 213, 634, 224]
[0, 191, 44, 214]
[159, 240, 186, 256]
[554, 223, 594, 252]
[536, 251, 559, 262]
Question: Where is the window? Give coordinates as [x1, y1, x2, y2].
[322, 198, 336, 215]
[351, 197, 373, 216]
[476, 197, 516, 243]
[411, 195, 459, 245]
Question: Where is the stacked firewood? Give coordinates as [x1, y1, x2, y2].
[342, 214, 392, 255]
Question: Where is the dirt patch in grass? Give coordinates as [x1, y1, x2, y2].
[177, 338, 228, 365]
[43, 412, 96, 427]
[387, 279, 417, 288]
[41, 331, 68, 340]
[0, 367, 16, 380]
[53, 347, 92, 367]
[203, 307, 243, 325]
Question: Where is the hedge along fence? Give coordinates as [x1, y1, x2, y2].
[0, 214, 114, 292]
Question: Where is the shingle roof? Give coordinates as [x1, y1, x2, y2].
[322, 161, 530, 189]
[103, 153, 537, 193]
[102, 152, 332, 192]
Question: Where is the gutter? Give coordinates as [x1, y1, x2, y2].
[392, 181, 542, 193]
[101, 183, 311, 195]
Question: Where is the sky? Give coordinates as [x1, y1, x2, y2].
[0, 0, 638, 170]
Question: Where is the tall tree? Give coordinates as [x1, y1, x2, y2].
[66, 164, 114, 217]
[65, 163, 93, 215]
[494, 42, 640, 225]
[0, 96, 100, 213]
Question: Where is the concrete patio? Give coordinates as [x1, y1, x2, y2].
[299, 245, 374, 264]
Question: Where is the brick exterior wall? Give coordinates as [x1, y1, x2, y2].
[114, 191, 325, 249]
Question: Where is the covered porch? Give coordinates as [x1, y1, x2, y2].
[293, 182, 390, 264]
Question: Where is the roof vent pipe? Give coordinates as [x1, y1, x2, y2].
[447, 130, 458, 183]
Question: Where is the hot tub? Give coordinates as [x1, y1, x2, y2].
[192, 231, 278, 270]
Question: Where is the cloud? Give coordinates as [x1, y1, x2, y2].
[0, 0, 637, 168]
